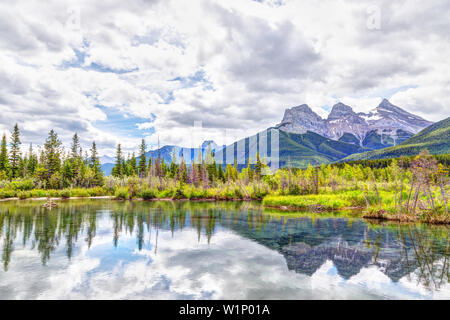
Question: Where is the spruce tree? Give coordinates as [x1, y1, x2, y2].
[129, 152, 137, 176]
[112, 144, 123, 177]
[138, 139, 147, 178]
[0, 134, 9, 174]
[217, 164, 225, 183]
[169, 149, 178, 178]
[27, 143, 37, 176]
[90, 141, 103, 185]
[255, 152, 262, 179]
[71, 133, 80, 159]
[44, 129, 62, 177]
[9, 123, 21, 179]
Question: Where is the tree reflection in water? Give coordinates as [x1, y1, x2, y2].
[0, 200, 448, 292]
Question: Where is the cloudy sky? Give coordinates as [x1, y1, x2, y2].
[0, 0, 449, 158]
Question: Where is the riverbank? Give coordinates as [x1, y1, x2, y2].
[262, 190, 450, 225]
[1, 186, 448, 225]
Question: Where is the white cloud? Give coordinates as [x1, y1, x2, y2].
[0, 0, 449, 156]
[2, 226, 449, 299]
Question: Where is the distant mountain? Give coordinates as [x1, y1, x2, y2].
[100, 99, 441, 174]
[101, 141, 222, 175]
[342, 117, 450, 161]
[276, 99, 433, 150]
[213, 129, 369, 169]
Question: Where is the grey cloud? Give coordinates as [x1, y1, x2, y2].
[209, 4, 323, 87]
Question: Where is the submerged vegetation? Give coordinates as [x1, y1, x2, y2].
[0, 124, 448, 224]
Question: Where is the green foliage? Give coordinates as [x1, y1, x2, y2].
[8, 179, 34, 191]
[345, 117, 450, 161]
[44, 130, 62, 177]
[9, 123, 21, 179]
[112, 144, 124, 178]
[0, 134, 9, 174]
[140, 188, 156, 200]
[138, 139, 147, 178]
[114, 187, 129, 200]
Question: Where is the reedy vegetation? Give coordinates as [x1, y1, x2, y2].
[0, 125, 448, 223]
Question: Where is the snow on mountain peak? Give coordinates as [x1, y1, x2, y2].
[277, 99, 433, 144]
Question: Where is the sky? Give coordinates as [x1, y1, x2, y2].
[0, 0, 449, 158]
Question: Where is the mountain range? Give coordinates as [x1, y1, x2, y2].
[277, 99, 432, 149]
[102, 140, 223, 176]
[101, 99, 447, 174]
[343, 116, 450, 161]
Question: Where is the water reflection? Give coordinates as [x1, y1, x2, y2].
[0, 200, 448, 299]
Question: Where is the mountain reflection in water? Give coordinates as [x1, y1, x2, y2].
[0, 200, 448, 299]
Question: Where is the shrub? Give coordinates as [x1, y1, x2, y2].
[71, 188, 90, 197]
[157, 189, 173, 199]
[88, 186, 107, 197]
[9, 179, 35, 191]
[115, 187, 129, 200]
[0, 189, 16, 199]
[60, 189, 71, 199]
[17, 191, 31, 200]
[172, 187, 185, 200]
[30, 189, 48, 198]
[141, 189, 156, 200]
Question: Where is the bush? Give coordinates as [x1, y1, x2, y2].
[141, 189, 156, 200]
[172, 187, 185, 200]
[88, 186, 107, 197]
[115, 187, 129, 200]
[157, 189, 174, 199]
[48, 173, 63, 189]
[9, 179, 35, 191]
[17, 191, 31, 200]
[60, 189, 71, 199]
[0, 189, 16, 199]
[30, 189, 48, 198]
[71, 188, 90, 197]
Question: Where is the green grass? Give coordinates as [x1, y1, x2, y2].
[0, 187, 110, 200]
[263, 190, 370, 210]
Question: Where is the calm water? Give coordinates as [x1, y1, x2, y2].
[0, 200, 448, 300]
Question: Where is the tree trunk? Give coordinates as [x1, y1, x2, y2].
[406, 178, 415, 213]
[399, 170, 404, 213]
[438, 181, 448, 216]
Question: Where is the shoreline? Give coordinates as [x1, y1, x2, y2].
[1, 196, 448, 225]
[0, 196, 260, 203]
[264, 203, 450, 225]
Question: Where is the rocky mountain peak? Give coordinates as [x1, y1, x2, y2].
[290, 104, 318, 115]
[277, 99, 434, 147]
[376, 99, 405, 114]
[282, 104, 322, 121]
[277, 104, 327, 135]
[328, 102, 355, 120]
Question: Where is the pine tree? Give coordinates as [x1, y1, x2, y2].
[255, 152, 262, 180]
[205, 145, 216, 184]
[90, 141, 103, 185]
[71, 133, 80, 159]
[112, 144, 123, 177]
[44, 130, 62, 178]
[26, 143, 37, 176]
[9, 123, 21, 179]
[217, 164, 225, 183]
[0, 134, 9, 174]
[138, 139, 147, 178]
[129, 152, 137, 176]
[246, 157, 254, 181]
[169, 149, 178, 178]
